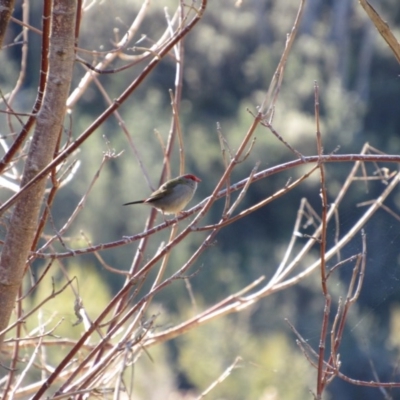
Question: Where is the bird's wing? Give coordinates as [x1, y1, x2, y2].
[145, 185, 168, 202]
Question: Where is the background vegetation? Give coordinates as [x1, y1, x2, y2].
[1, 0, 400, 399]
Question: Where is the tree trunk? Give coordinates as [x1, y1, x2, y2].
[0, 0, 77, 347]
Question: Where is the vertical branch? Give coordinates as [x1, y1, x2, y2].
[6, 0, 29, 133]
[259, 0, 305, 120]
[0, 0, 51, 174]
[315, 81, 330, 399]
[315, 82, 328, 293]
[170, 89, 185, 174]
[163, 4, 185, 178]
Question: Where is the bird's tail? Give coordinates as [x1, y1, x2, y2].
[123, 200, 144, 206]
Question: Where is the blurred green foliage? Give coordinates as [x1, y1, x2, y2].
[3, 0, 400, 398]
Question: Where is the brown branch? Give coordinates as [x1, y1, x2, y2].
[26, 153, 400, 261]
[359, 0, 400, 64]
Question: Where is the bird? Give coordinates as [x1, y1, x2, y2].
[123, 174, 201, 215]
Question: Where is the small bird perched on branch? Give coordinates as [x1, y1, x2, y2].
[123, 174, 201, 215]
